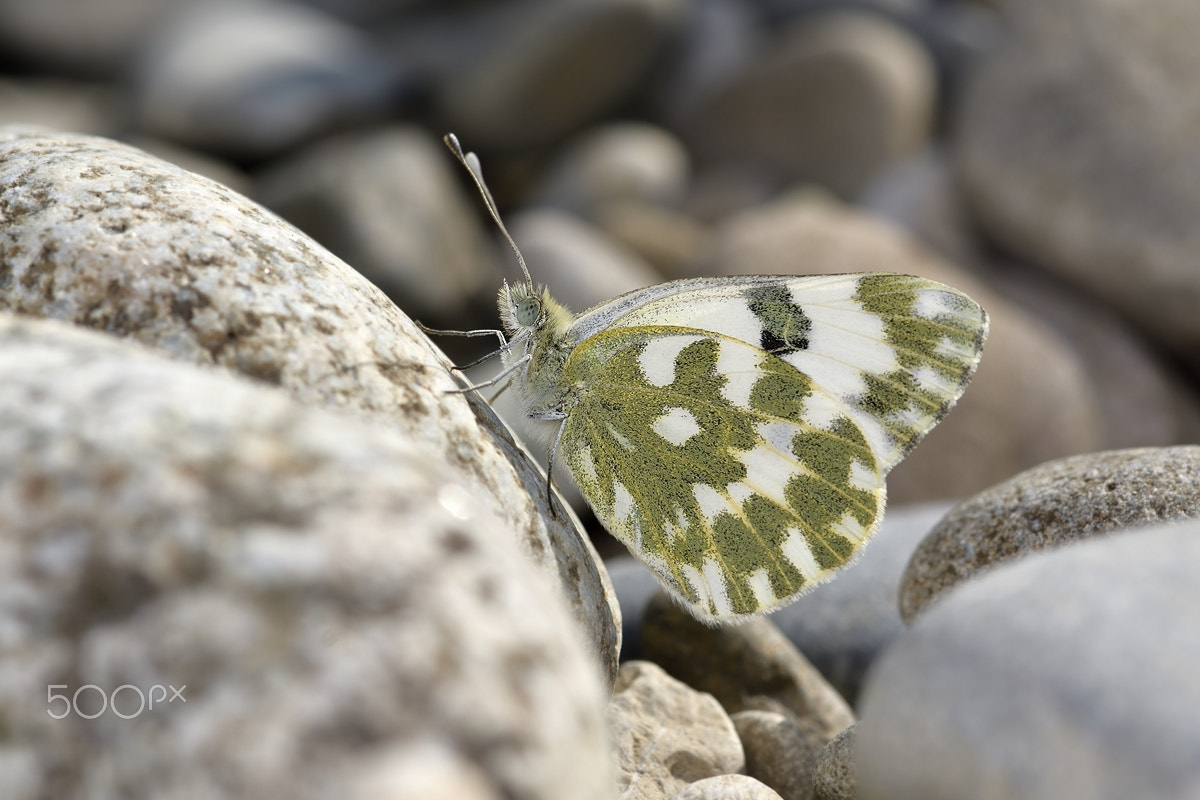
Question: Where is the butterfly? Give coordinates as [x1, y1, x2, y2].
[436, 134, 987, 624]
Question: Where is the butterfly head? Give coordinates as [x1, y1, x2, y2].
[499, 280, 573, 344]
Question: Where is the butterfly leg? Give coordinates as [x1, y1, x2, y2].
[531, 411, 570, 519]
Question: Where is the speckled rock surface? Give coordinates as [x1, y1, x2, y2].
[0, 313, 612, 800]
[859, 522, 1200, 800]
[641, 593, 854, 749]
[899, 446, 1200, 621]
[812, 725, 855, 800]
[608, 661, 744, 800]
[0, 126, 620, 683]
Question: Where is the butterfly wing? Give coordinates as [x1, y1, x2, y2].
[560, 274, 986, 622]
[569, 273, 988, 474]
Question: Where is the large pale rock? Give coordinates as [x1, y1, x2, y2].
[899, 446, 1200, 620]
[859, 522, 1200, 800]
[0, 126, 619, 683]
[0, 314, 612, 800]
[955, 0, 1200, 373]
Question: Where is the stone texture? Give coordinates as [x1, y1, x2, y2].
[0, 126, 620, 684]
[899, 446, 1200, 621]
[641, 593, 855, 749]
[682, 11, 935, 197]
[669, 774, 785, 800]
[955, 0, 1200, 373]
[608, 661, 744, 800]
[771, 502, 955, 706]
[255, 125, 497, 324]
[732, 710, 816, 800]
[436, 0, 686, 150]
[705, 192, 1103, 502]
[858, 522, 1200, 800]
[133, 3, 398, 158]
[812, 725, 856, 800]
[0, 313, 612, 800]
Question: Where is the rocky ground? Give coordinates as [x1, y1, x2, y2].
[2, 1, 1200, 798]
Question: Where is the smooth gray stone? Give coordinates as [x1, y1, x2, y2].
[858, 522, 1200, 800]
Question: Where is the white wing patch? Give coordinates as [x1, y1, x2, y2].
[692, 483, 729, 523]
[652, 407, 703, 446]
[737, 444, 799, 508]
[782, 528, 822, 581]
[638, 334, 702, 387]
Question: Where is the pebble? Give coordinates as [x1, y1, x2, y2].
[133, 2, 400, 158]
[669, 774, 785, 800]
[704, 192, 1104, 502]
[955, 0, 1200, 372]
[0, 126, 621, 685]
[0, 0, 179, 75]
[858, 521, 1200, 800]
[0, 313, 611, 800]
[533, 122, 691, 215]
[435, 0, 686, 150]
[0, 77, 125, 137]
[640, 593, 855, 749]
[811, 725, 856, 800]
[608, 660, 745, 800]
[899, 445, 1200, 621]
[732, 709, 817, 800]
[681, 11, 935, 197]
[255, 125, 498, 323]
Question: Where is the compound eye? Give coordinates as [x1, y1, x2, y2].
[516, 296, 541, 326]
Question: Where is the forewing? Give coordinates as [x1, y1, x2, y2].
[558, 327, 886, 623]
[570, 273, 988, 472]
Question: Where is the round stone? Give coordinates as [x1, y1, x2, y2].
[899, 446, 1200, 621]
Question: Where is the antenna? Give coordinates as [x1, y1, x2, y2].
[444, 133, 533, 285]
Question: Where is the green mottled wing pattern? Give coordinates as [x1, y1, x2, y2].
[559, 274, 986, 623]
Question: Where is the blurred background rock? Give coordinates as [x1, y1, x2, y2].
[4, 0, 1198, 523]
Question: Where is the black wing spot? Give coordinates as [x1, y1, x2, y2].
[746, 285, 812, 356]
